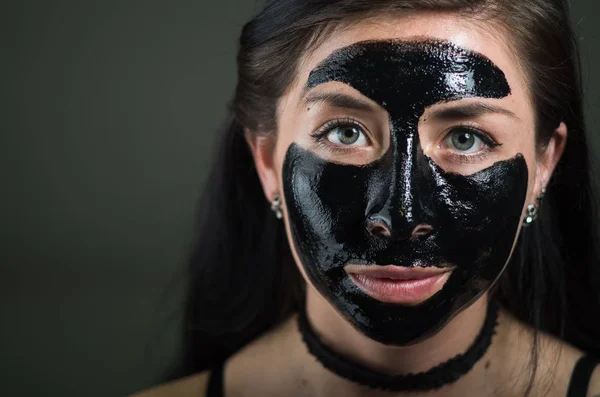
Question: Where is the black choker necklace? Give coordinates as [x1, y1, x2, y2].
[297, 301, 499, 392]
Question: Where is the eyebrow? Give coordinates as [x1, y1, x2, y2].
[428, 102, 520, 121]
[301, 92, 377, 113]
[301, 91, 518, 121]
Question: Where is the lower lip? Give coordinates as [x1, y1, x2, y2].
[349, 271, 451, 305]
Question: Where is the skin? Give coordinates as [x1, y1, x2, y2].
[282, 39, 528, 347]
[132, 11, 600, 397]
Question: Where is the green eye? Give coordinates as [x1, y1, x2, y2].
[327, 125, 367, 146]
[338, 126, 360, 144]
[445, 127, 485, 153]
[451, 130, 475, 151]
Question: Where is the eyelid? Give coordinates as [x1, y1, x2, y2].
[311, 117, 372, 142]
[438, 123, 503, 164]
[440, 122, 501, 149]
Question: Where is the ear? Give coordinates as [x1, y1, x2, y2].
[245, 128, 280, 203]
[534, 122, 568, 196]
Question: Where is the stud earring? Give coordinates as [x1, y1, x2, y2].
[271, 194, 283, 219]
[523, 188, 546, 226]
[537, 187, 546, 203]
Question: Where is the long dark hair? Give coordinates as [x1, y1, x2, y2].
[168, 0, 600, 383]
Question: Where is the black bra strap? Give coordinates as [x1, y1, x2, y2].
[205, 362, 225, 397]
[567, 354, 598, 397]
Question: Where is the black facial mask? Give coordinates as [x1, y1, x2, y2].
[282, 40, 528, 345]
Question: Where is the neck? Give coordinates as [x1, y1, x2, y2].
[305, 287, 489, 376]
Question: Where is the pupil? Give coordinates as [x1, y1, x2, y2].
[338, 127, 360, 144]
[451, 130, 475, 150]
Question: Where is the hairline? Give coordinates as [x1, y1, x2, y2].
[273, 9, 536, 138]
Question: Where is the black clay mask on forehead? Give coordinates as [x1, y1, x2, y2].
[282, 40, 528, 345]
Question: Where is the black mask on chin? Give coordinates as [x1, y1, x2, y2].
[282, 40, 528, 345]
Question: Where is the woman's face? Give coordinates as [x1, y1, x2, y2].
[250, 13, 564, 345]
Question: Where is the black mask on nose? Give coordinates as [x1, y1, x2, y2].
[282, 40, 528, 345]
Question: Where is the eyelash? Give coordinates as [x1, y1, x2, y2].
[310, 119, 502, 163]
[442, 123, 502, 164]
[310, 117, 369, 153]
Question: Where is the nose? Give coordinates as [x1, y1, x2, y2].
[366, 214, 433, 241]
[365, 215, 392, 238]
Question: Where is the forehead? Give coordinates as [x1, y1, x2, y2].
[306, 40, 511, 113]
[291, 12, 528, 106]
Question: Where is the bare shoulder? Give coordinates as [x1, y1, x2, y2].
[129, 371, 211, 397]
[584, 358, 600, 397]
[498, 309, 596, 397]
[534, 331, 600, 397]
[130, 317, 297, 397]
[529, 327, 589, 397]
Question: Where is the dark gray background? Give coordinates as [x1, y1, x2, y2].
[1, 1, 598, 396]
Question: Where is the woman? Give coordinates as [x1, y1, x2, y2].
[135, 0, 600, 396]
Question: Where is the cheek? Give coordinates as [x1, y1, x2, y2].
[274, 141, 296, 219]
[511, 119, 538, 192]
[275, 145, 289, 193]
[521, 148, 538, 203]
[278, 172, 318, 288]
[274, 106, 307, 164]
[273, 128, 298, 186]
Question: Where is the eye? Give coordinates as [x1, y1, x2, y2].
[443, 127, 489, 153]
[326, 125, 368, 146]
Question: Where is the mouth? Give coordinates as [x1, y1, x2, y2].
[344, 264, 454, 305]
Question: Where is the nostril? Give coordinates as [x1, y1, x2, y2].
[366, 220, 392, 238]
[410, 224, 434, 240]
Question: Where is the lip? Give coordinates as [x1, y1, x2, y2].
[344, 264, 453, 305]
